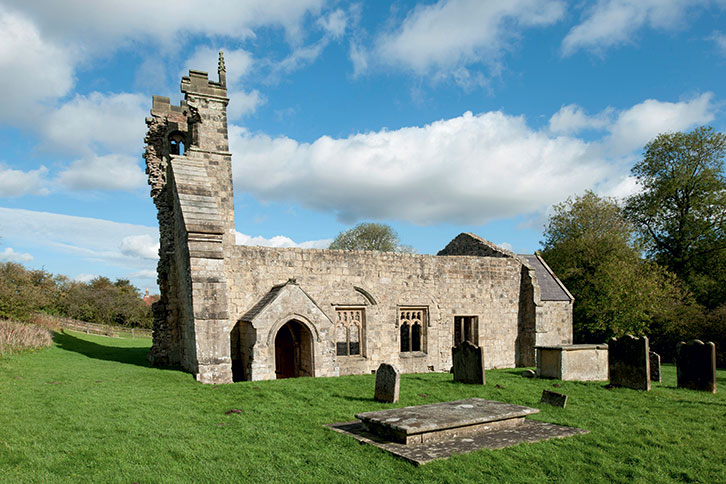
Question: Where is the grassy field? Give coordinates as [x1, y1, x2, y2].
[1, 331, 724, 484]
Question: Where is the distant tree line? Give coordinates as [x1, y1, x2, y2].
[0, 262, 153, 328]
[541, 126, 726, 365]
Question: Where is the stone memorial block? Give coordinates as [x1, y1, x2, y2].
[676, 340, 717, 393]
[374, 363, 401, 403]
[452, 341, 486, 384]
[608, 335, 650, 391]
[649, 351, 661, 382]
[540, 389, 567, 408]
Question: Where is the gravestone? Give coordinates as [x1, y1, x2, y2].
[608, 335, 650, 391]
[452, 341, 486, 384]
[649, 351, 661, 382]
[540, 389, 567, 408]
[374, 363, 400, 403]
[676, 340, 717, 393]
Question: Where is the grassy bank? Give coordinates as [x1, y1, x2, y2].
[0, 331, 724, 483]
[0, 319, 53, 356]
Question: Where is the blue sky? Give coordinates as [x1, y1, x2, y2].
[1, 0, 725, 292]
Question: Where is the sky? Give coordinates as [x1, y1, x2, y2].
[1, 0, 725, 293]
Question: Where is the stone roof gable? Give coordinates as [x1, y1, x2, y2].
[239, 280, 332, 329]
[437, 233, 515, 258]
[519, 254, 573, 302]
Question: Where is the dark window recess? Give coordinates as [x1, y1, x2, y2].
[411, 323, 421, 351]
[349, 342, 360, 355]
[454, 316, 476, 346]
[400, 322, 410, 352]
[337, 342, 348, 356]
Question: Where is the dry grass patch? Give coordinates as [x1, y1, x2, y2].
[0, 318, 53, 355]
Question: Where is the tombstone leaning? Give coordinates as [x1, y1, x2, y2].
[452, 341, 486, 385]
[649, 351, 661, 382]
[676, 340, 717, 393]
[374, 363, 400, 403]
[608, 335, 650, 391]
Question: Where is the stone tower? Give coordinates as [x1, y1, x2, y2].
[144, 52, 236, 383]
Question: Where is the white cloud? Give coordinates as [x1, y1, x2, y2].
[0, 165, 49, 197]
[3, 1, 326, 50]
[0, 247, 33, 263]
[317, 8, 347, 39]
[605, 93, 715, 155]
[73, 273, 96, 283]
[228, 90, 265, 120]
[56, 154, 146, 192]
[42, 92, 147, 156]
[549, 104, 613, 135]
[235, 231, 332, 249]
[128, 269, 157, 280]
[709, 30, 726, 53]
[229, 93, 716, 225]
[370, 0, 564, 79]
[0, 7, 75, 123]
[562, 0, 702, 56]
[0, 207, 158, 269]
[119, 235, 159, 260]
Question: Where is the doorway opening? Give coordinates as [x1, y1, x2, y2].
[274, 320, 313, 379]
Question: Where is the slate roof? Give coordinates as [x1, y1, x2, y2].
[519, 255, 572, 302]
[239, 283, 285, 322]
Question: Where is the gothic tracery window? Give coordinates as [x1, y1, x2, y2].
[454, 316, 478, 346]
[335, 308, 363, 356]
[399, 308, 426, 353]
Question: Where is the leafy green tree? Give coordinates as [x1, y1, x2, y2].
[541, 191, 688, 342]
[329, 223, 414, 253]
[625, 126, 726, 307]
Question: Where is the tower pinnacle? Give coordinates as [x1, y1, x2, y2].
[218, 50, 226, 87]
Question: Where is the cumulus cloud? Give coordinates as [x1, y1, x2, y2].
[41, 92, 147, 156]
[235, 231, 332, 249]
[229, 94, 716, 226]
[119, 235, 159, 260]
[709, 30, 726, 54]
[368, 0, 564, 81]
[128, 269, 157, 280]
[0, 7, 75, 123]
[562, 0, 703, 56]
[317, 8, 347, 39]
[0, 247, 33, 263]
[56, 154, 146, 192]
[548, 104, 614, 135]
[0, 165, 50, 197]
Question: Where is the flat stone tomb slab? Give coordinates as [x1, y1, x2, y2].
[356, 398, 538, 445]
[328, 398, 589, 465]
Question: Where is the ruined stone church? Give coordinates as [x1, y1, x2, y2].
[143, 53, 573, 384]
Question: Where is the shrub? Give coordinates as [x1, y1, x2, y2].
[0, 318, 53, 356]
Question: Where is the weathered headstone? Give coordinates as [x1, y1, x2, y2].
[676, 340, 717, 393]
[540, 389, 567, 408]
[649, 351, 661, 382]
[374, 363, 400, 403]
[608, 335, 651, 391]
[452, 341, 486, 384]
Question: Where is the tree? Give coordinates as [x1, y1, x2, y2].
[625, 126, 726, 307]
[541, 191, 688, 342]
[328, 223, 414, 252]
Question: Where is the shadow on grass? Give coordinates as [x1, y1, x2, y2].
[53, 331, 154, 368]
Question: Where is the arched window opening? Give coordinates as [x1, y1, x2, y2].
[169, 132, 186, 155]
[399, 307, 427, 353]
[335, 308, 365, 357]
[411, 323, 421, 352]
[400, 322, 410, 352]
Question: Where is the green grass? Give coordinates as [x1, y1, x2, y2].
[1, 331, 725, 484]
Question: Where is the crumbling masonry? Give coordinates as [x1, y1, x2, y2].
[144, 53, 574, 384]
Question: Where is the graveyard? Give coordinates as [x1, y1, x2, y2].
[1, 330, 724, 483]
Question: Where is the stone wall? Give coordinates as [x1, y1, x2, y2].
[226, 245, 533, 379]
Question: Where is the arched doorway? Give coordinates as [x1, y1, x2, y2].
[274, 320, 313, 379]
